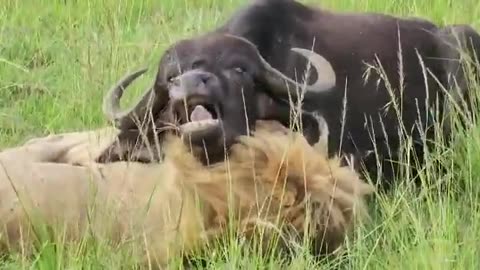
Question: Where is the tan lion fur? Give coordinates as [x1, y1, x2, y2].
[0, 121, 374, 267]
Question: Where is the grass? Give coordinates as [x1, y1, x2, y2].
[1, 0, 480, 269]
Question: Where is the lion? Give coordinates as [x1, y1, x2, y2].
[0, 120, 374, 268]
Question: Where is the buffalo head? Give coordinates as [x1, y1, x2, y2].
[96, 34, 336, 164]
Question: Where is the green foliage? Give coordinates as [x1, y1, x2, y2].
[1, 0, 480, 269]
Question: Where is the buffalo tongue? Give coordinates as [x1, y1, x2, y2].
[190, 105, 213, 121]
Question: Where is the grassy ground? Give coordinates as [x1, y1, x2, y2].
[1, 0, 480, 269]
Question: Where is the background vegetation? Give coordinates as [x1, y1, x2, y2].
[1, 0, 480, 268]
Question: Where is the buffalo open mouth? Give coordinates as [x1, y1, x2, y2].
[176, 99, 221, 134]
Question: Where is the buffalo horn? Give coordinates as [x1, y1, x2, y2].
[102, 67, 155, 129]
[226, 34, 336, 100]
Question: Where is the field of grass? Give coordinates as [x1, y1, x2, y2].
[1, 0, 480, 269]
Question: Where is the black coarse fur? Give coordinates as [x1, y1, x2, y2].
[94, 1, 480, 262]
[99, 0, 480, 191]
[215, 0, 480, 189]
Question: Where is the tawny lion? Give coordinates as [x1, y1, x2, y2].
[0, 120, 374, 268]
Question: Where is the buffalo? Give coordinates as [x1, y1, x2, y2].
[97, 0, 480, 188]
[97, 34, 335, 165]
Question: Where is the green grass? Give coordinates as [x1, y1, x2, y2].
[1, 0, 480, 269]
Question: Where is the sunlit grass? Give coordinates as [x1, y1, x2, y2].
[1, 0, 480, 268]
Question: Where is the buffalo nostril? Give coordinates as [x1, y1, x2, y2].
[198, 73, 212, 85]
[174, 71, 215, 91]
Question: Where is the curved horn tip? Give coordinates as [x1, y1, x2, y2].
[104, 67, 150, 98]
[102, 66, 150, 124]
[311, 112, 329, 154]
[291, 47, 336, 92]
[121, 67, 150, 82]
[135, 67, 149, 75]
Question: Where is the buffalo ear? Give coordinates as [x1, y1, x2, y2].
[301, 112, 329, 154]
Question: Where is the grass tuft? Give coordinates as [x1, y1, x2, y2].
[1, 0, 480, 269]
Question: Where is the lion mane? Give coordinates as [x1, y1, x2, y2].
[0, 122, 374, 267]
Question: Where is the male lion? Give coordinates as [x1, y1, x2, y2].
[0, 120, 373, 267]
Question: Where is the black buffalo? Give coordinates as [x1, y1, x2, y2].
[97, 0, 480, 188]
[97, 34, 334, 165]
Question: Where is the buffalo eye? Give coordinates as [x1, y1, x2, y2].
[167, 75, 176, 84]
[233, 67, 246, 74]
